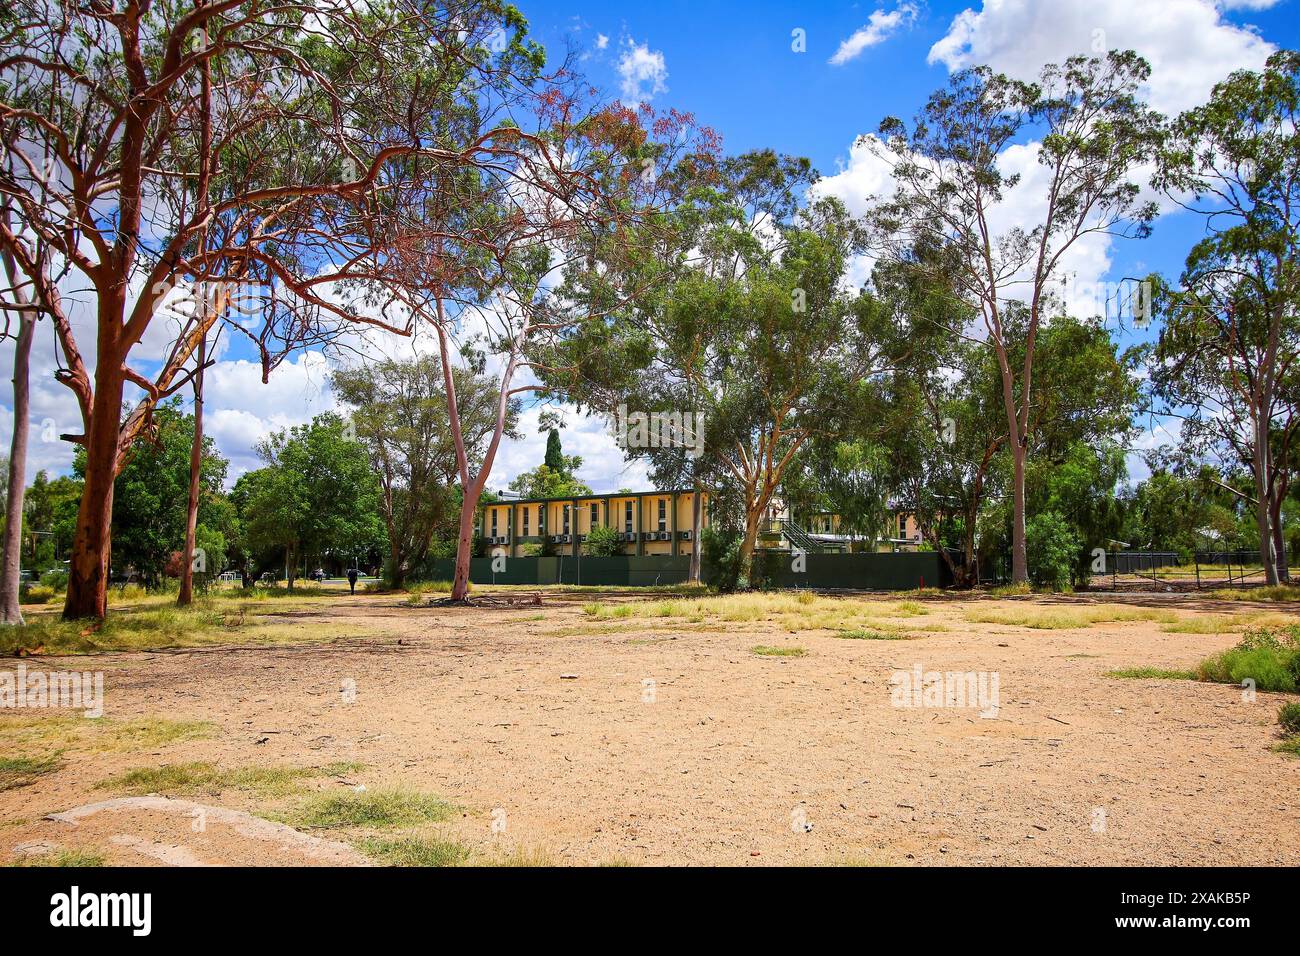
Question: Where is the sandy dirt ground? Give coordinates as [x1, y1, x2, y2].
[2, 591, 1298, 866]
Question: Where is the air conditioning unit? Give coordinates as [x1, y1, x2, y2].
[640, 531, 656, 541]
[658, 531, 672, 541]
[679, 530, 693, 541]
[621, 532, 637, 542]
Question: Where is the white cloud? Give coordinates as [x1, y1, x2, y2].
[488, 404, 649, 497]
[1217, 0, 1282, 9]
[618, 39, 668, 105]
[928, 0, 1275, 116]
[596, 33, 609, 50]
[830, 2, 919, 65]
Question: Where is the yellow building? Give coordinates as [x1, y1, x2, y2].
[478, 490, 710, 558]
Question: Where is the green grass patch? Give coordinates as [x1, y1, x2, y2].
[0, 601, 248, 655]
[1195, 624, 1300, 693]
[1273, 737, 1300, 757]
[1204, 585, 1300, 603]
[836, 629, 912, 641]
[0, 715, 216, 756]
[1105, 667, 1197, 680]
[98, 761, 363, 798]
[581, 592, 940, 635]
[965, 605, 1176, 630]
[274, 787, 457, 830]
[0, 754, 63, 791]
[359, 834, 471, 867]
[1278, 701, 1300, 737]
[7, 848, 105, 867]
[0, 592, 378, 655]
[986, 582, 1032, 597]
[751, 645, 806, 657]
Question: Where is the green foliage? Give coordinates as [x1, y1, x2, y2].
[1152, 52, 1300, 582]
[1278, 701, 1300, 737]
[1196, 625, 1300, 693]
[1122, 465, 1248, 559]
[1025, 512, 1081, 592]
[39, 568, 68, 591]
[544, 429, 566, 472]
[509, 429, 589, 499]
[18, 584, 54, 604]
[239, 414, 385, 585]
[332, 357, 516, 587]
[701, 525, 744, 592]
[583, 524, 624, 557]
[20, 470, 81, 573]
[507, 463, 592, 500]
[74, 403, 229, 586]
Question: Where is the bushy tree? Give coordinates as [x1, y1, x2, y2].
[241, 414, 384, 589]
[1026, 512, 1081, 591]
[1152, 51, 1300, 584]
[20, 471, 81, 574]
[873, 51, 1162, 584]
[508, 429, 590, 500]
[333, 356, 515, 588]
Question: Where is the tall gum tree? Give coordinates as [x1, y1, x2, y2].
[871, 52, 1162, 584]
[541, 152, 901, 587]
[1152, 51, 1300, 585]
[0, 0, 560, 618]
[388, 99, 718, 602]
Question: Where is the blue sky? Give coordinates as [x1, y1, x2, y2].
[3, 0, 1299, 493]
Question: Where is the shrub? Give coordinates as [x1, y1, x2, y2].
[701, 526, 743, 592]
[1026, 511, 1081, 592]
[1196, 624, 1300, 693]
[39, 568, 69, 591]
[19, 585, 55, 604]
[583, 524, 624, 557]
[1278, 701, 1300, 737]
[113, 583, 148, 602]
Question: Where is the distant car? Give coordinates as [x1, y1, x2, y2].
[310, 568, 326, 582]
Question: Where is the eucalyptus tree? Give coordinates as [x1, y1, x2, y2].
[540, 151, 902, 586]
[0, 0, 559, 618]
[871, 51, 1162, 584]
[332, 356, 516, 589]
[1151, 51, 1300, 584]
[385, 95, 718, 601]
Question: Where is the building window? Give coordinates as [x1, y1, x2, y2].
[624, 501, 633, 533]
[563, 505, 570, 534]
[523, 509, 529, 535]
[591, 502, 599, 526]
[658, 499, 667, 532]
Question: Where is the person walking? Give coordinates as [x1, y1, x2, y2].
[347, 567, 359, 594]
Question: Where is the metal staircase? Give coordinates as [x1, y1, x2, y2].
[778, 519, 826, 554]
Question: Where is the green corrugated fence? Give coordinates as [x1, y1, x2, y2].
[427, 552, 951, 590]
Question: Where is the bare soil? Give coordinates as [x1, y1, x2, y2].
[2, 591, 1297, 866]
